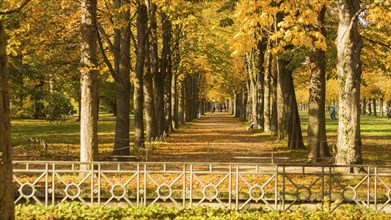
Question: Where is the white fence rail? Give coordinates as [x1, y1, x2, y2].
[13, 161, 391, 212]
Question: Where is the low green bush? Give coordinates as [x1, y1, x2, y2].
[15, 202, 390, 220]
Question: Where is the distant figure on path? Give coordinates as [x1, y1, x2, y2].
[197, 108, 201, 118]
[330, 107, 337, 119]
[247, 115, 258, 131]
[212, 106, 216, 113]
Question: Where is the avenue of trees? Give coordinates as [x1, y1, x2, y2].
[1, 0, 391, 218]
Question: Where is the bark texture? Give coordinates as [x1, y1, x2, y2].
[335, 0, 363, 166]
[0, 20, 15, 220]
[308, 7, 330, 162]
[144, 41, 157, 140]
[257, 39, 267, 130]
[113, 0, 131, 156]
[134, 2, 147, 148]
[270, 55, 278, 137]
[277, 58, 305, 149]
[263, 41, 272, 132]
[80, 0, 99, 165]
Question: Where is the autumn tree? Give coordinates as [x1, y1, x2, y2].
[1, 1, 30, 218]
[4, 0, 80, 120]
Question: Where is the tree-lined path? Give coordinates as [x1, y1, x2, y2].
[149, 112, 275, 162]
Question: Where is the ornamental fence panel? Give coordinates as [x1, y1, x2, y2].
[12, 161, 391, 212]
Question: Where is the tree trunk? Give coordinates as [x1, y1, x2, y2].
[274, 10, 304, 149]
[264, 42, 271, 132]
[172, 71, 179, 129]
[113, 0, 131, 156]
[154, 74, 165, 136]
[307, 6, 330, 162]
[246, 51, 258, 123]
[164, 60, 173, 133]
[143, 1, 157, 140]
[80, 0, 99, 167]
[193, 77, 198, 118]
[372, 98, 377, 116]
[178, 80, 184, 125]
[150, 3, 165, 136]
[143, 45, 157, 141]
[257, 39, 267, 131]
[154, 11, 171, 137]
[335, 0, 363, 166]
[277, 57, 305, 149]
[246, 81, 252, 121]
[0, 20, 14, 220]
[270, 55, 278, 137]
[276, 59, 285, 140]
[379, 98, 384, 116]
[362, 98, 366, 115]
[233, 93, 239, 117]
[241, 90, 247, 121]
[134, 2, 147, 148]
[183, 78, 189, 122]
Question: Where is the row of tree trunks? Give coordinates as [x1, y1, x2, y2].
[140, 3, 199, 143]
[361, 98, 390, 116]
[233, 39, 278, 135]
[231, 1, 365, 167]
[97, 0, 131, 156]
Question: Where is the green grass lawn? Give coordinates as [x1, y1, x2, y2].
[299, 111, 391, 164]
[11, 113, 133, 160]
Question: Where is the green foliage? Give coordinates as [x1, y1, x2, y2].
[43, 92, 73, 121]
[15, 202, 391, 219]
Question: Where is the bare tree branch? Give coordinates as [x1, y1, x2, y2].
[0, 0, 31, 15]
[96, 22, 117, 54]
[97, 31, 119, 82]
[362, 34, 391, 50]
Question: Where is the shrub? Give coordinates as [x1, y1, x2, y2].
[15, 203, 391, 220]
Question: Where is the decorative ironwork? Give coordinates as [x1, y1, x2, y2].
[12, 161, 391, 212]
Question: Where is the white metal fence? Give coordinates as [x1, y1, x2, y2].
[13, 161, 391, 212]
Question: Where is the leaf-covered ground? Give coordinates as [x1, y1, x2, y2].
[148, 112, 279, 163]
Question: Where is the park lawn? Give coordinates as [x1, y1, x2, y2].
[11, 113, 132, 160]
[300, 111, 391, 164]
[253, 111, 390, 165]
